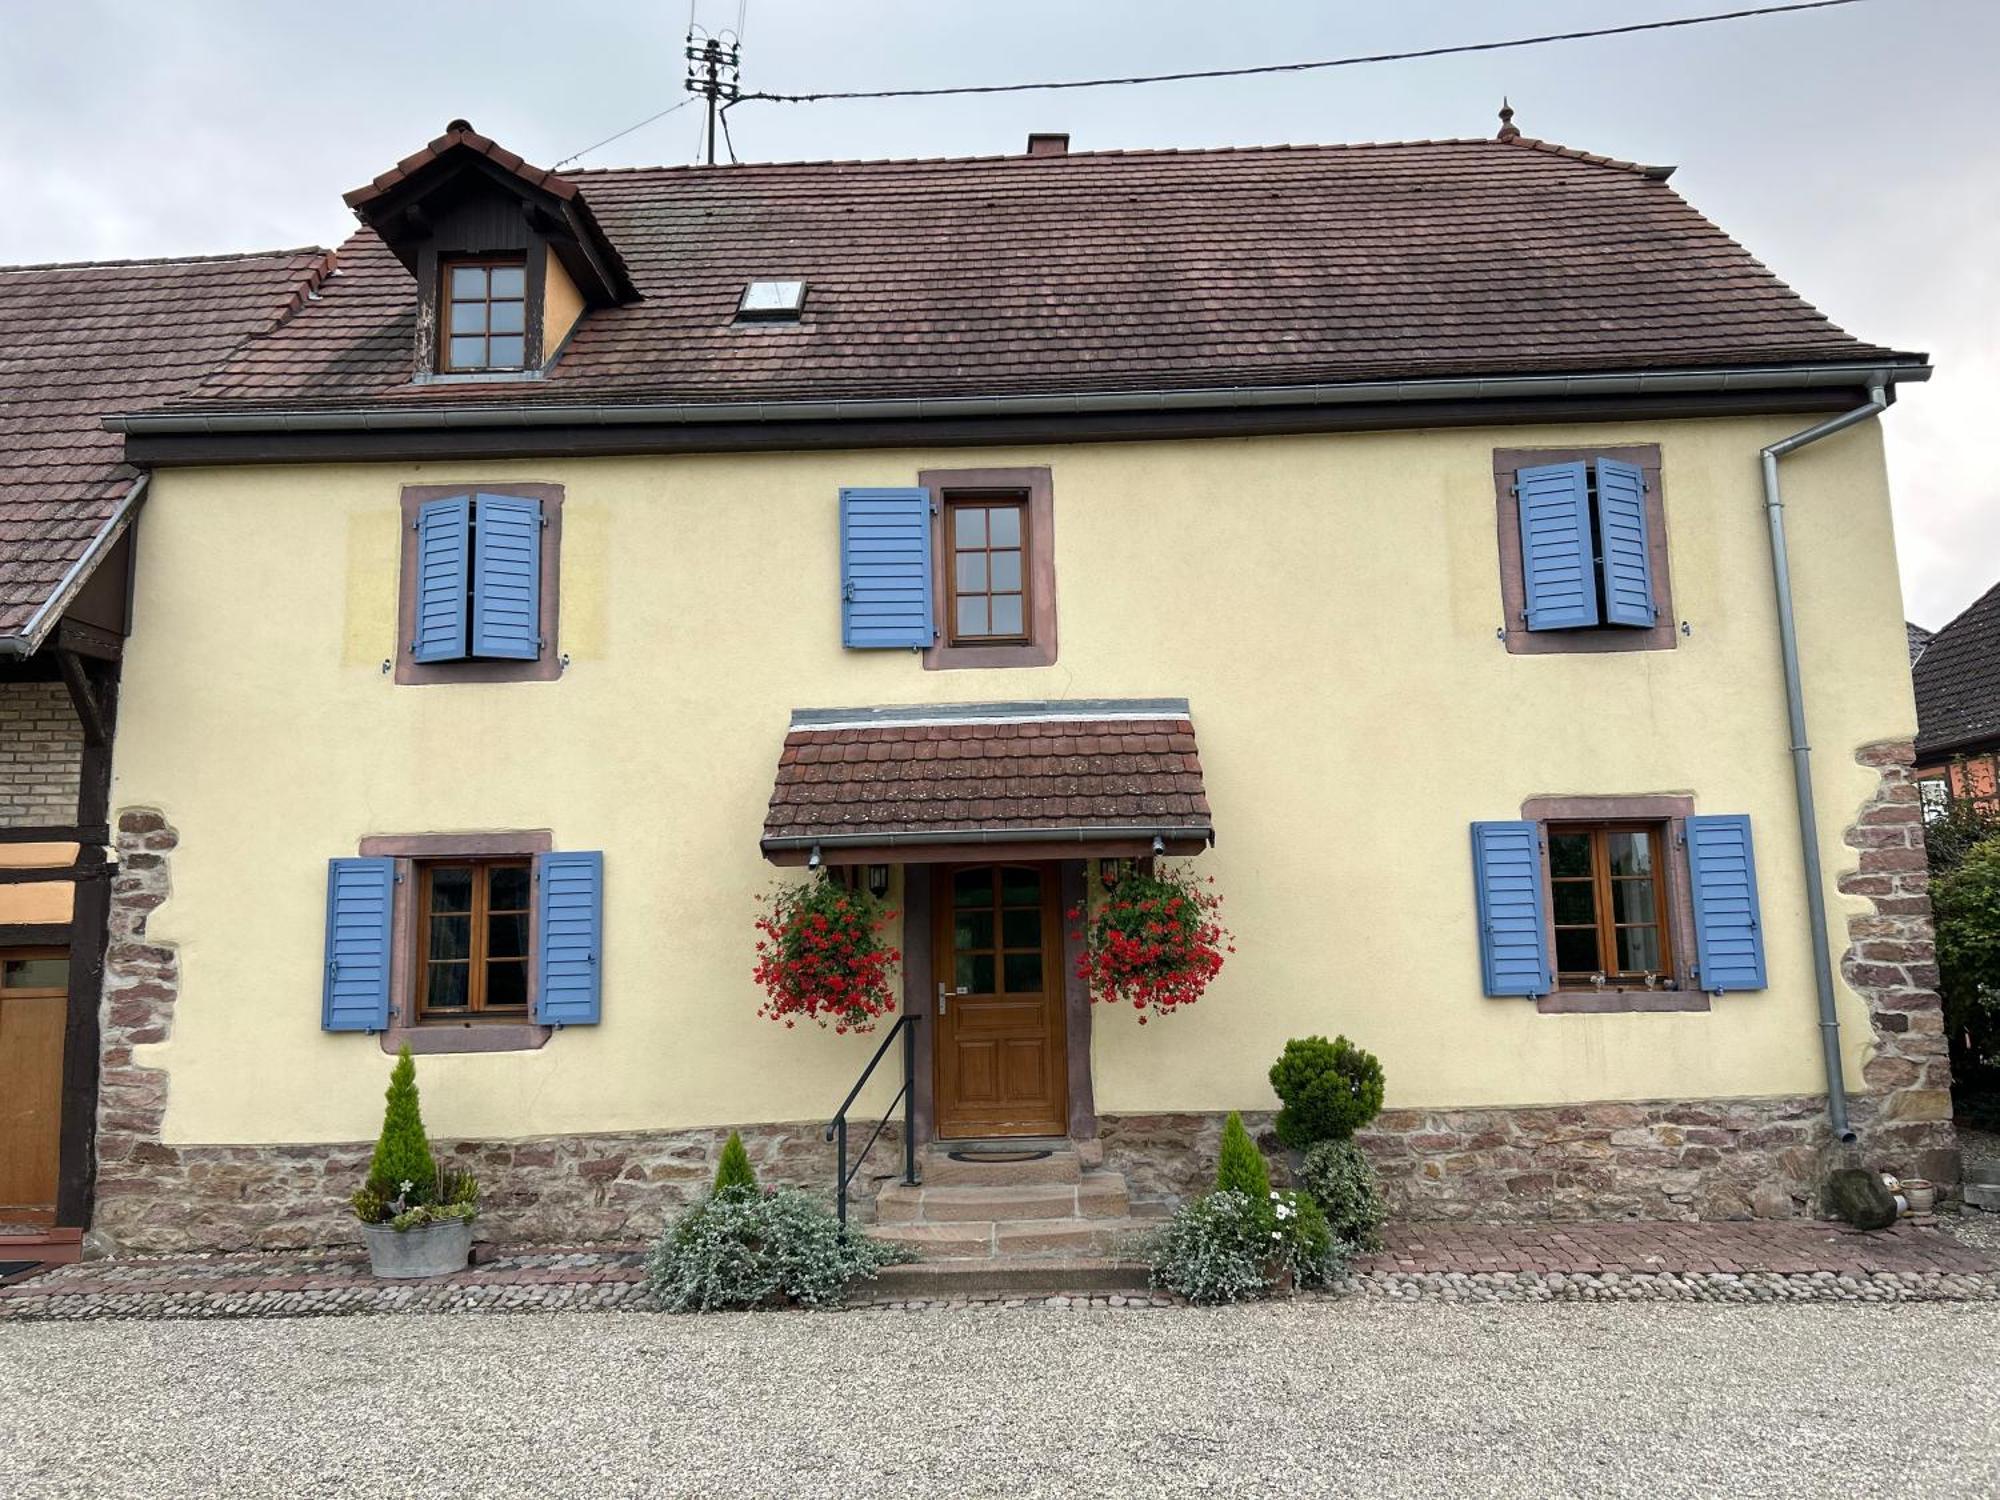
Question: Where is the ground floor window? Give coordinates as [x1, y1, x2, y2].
[1548, 824, 1675, 990]
[416, 860, 531, 1020]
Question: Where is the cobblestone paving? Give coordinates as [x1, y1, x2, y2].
[2, 1217, 1994, 1320]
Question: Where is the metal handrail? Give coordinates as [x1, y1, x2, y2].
[825, 1014, 920, 1227]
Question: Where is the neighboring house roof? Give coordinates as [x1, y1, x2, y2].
[1914, 579, 2000, 759]
[761, 701, 1212, 859]
[159, 133, 1907, 420]
[0, 248, 330, 643]
[1906, 621, 1934, 665]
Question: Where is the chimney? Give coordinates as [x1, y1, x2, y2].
[1026, 132, 1069, 157]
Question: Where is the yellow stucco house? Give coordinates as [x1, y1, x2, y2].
[2, 117, 1956, 1254]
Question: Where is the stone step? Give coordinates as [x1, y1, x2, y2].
[875, 1171, 1130, 1225]
[871, 1216, 1155, 1262]
[1964, 1181, 2000, 1211]
[921, 1145, 1082, 1187]
[869, 1258, 1154, 1299]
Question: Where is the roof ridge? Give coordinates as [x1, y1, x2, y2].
[562, 135, 1650, 178]
[1499, 134, 1674, 180]
[0, 245, 328, 275]
[1919, 575, 2000, 656]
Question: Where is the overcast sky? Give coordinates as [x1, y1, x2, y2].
[1, 0, 1991, 626]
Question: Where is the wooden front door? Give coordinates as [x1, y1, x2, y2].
[933, 864, 1068, 1138]
[0, 948, 69, 1224]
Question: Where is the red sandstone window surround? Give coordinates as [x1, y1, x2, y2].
[919, 466, 1058, 671]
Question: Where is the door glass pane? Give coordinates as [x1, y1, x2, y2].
[1616, 926, 1662, 973]
[1552, 882, 1596, 926]
[2, 956, 68, 991]
[449, 265, 488, 298]
[954, 952, 996, 993]
[430, 866, 474, 913]
[451, 300, 487, 334]
[1002, 908, 1041, 949]
[1000, 868, 1041, 906]
[955, 552, 988, 592]
[425, 963, 469, 1011]
[988, 505, 1022, 547]
[953, 911, 995, 951]
[989, 595, 1024, 636]
[448, 336, 486, 368]
[489, 865, 531, 911]
[1607, 832, 1653, 876]
[1003, 951, 1044, 992]
[990, 551, 1022, 592]
[1548, 834, 1591, 879]
[1555, 928, 1599, 974]
[956, 596, 988, 637]
[952, 868, 992, 908]
[487, 335, 525, 367]
[485, 961, 527, 1009]
[487, 913, 529, 960]
[953, 507, 986, 547]
[489, 264, 526, 298]
[1612, 879, 1658, 924]
[429, 915, 471, 960]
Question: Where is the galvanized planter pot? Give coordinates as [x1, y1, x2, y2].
[361, 1217, 474, 1279]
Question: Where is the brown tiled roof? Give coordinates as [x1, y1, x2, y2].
[1906, 621, 1934, 666]
[0, 248, 330, 640]
[1914, 579, 2000, 758]
[342, 119, 579, 208]
[159, 135, 1900, 419]
[762, 706, 1212, 848]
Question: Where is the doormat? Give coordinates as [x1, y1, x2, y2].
[946, 1149, 1052, 1165]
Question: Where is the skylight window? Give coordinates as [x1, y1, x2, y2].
[737, 280, 807, 320]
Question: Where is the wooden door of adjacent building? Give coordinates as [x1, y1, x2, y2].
[933, 864, 1068, 1138]
[0, 948, 69, 1225]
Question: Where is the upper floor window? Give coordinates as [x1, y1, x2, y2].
[1493, 445, 1676, 655]
[442, 258, 527, 371]
[946, 498, 1029, 644]
[396, 482, 564, 685]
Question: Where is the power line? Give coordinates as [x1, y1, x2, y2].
[728, 0, 1876, 109]
[554, 97, 695, 170]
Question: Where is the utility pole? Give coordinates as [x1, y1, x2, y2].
[684, 24, 742, 166]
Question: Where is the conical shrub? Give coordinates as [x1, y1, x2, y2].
[713, 1130, 759, 1195]
[366, 1045, 438, 1203]
[1215, 1110, 1271, 1201]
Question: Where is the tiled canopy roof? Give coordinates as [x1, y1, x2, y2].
[762, 702, 1212, 862]
[1914, 580, 2000, 758]
[159, 134, 1901, 419]
[0, 248, 329, 641]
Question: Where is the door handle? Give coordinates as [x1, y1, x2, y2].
[936, 983, 969, 1015]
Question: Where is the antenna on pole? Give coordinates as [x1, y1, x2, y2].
[685, 7, 744, 166]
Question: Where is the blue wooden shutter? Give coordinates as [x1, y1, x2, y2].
[1471, 821, 1552, 997]
[535, 850, 603, 1025]
[412, 496, 471, 663]
[470, 493, 543, 660]
[1593, 458, 1658, 628]
[1515, 461, 1599, 631]
[323, 857, 394, 1032]
[1687, 814, 1766, 992]
[839, 487, 934, 648]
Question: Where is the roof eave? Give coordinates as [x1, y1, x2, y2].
[0, 475, 147, 657]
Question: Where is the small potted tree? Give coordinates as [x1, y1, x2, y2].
[351, 1045, 479, 1278]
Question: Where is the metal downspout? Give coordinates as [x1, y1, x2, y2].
[1761, 383, 1888, 1145]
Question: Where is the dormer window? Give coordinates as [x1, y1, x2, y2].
[443, 258, 528, 371]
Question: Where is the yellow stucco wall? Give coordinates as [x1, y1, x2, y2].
[541, 248, 585, 359]
[111, 415, 1916, 1145]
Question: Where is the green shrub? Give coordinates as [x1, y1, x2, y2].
[1215, 1111, 1271, 1200]
[1148, 1188, 1349, 1305]
[713, 1131, 758, 1195]
[1269, 1035, 1385, 1149]
[1934, 834, 2000, 1110]
[645, 1188, 915, 1312]
[1300, 1140, 1387, 1249]
[365, 1045, 439, 1201]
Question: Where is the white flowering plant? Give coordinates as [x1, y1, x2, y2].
[1148, 1187, 1348, 1304]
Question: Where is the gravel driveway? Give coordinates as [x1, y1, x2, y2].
[4, 1300, 1994, 1498]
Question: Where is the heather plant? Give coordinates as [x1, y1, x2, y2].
[1300, 1140, 1388, 1250]
[645, 1188, 914, 1312]
[713, 1131, 758, 1195]
[1269, 1035, 1385, 1149]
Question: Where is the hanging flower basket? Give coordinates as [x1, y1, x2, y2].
[1072, 863, 1233, 1023]
[752, 874, 902, 1033]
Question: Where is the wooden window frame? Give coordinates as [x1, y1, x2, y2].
[414, 858, 532, 1022]
[395, 482, 564, 686]
[439, 255, 530, 373]
[360, 830, 555, 1054]
[1519, 794, 1706, 1014]
[942, 496, 1032, 648]
[1492, 444, 1676, 655]
[1547, 824, 1675, 989]
[920, 466, 1058, 671]
[0, 946, 69, 1000]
